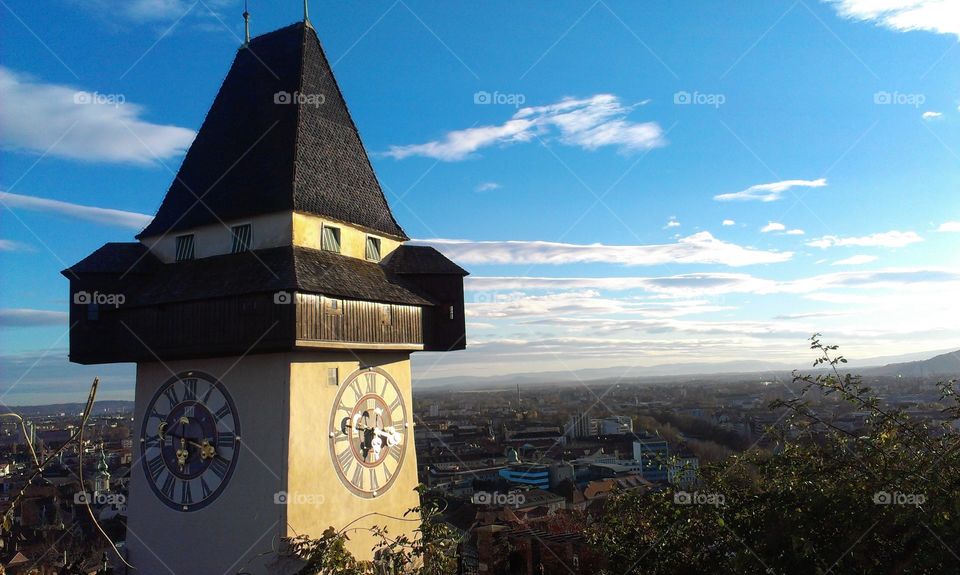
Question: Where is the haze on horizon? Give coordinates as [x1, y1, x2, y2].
[1, 0, 959, 404]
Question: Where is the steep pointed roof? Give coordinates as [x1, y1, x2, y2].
[138, 22, 407, 240]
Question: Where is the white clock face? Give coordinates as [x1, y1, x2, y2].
[140, 371, 240, 512]
[328, 368, 408, 498]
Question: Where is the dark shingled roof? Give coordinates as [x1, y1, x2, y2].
[63, 243, 431, 307]
[382, 245, 469, 276]
[65, 243, 157, 275]
[137, 22, 407, 241]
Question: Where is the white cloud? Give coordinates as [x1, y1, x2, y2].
[0, 67, 195, 164]
[665, 217, 681, 228]
[832, 255, 878, 265]
[784, 229, 806, 236]
[475, 182, 501, 192]
[0, 191, 152, 230]
[384, 94, 665, 161]
[722, 219, 736, 226]
[826, 0, 960, 39]
[714, 178, 827, 202]
[807, 230, 923, 249]
[0, 239, 33, 252]
[937, 221, 960, 232]
[761, 222, 786, 233]
[0, 309, 68, 327]
[417, 232, 793, 267]
[922, 111, 943, 120]
[465, 267, 960, 297]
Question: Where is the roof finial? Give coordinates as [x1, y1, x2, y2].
[242, 0, 251, 47]
[304, 0, 312, 28]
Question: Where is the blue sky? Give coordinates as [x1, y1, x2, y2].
[1, 0, 959, 403]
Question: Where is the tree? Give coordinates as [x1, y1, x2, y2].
[285, 487, 461, 575]
[589, 336, 960, 574]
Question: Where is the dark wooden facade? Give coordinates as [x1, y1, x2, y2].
[67, 291, 427, 365]
[295, 294, 422, 348]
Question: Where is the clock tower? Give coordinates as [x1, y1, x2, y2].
[63, 17, 467, 574]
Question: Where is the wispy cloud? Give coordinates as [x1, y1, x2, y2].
[417, 232, 793, 267]
[784, 229, 806, 236]
[714, 178, 827, 202]
[922, 111, 943, 120]
[807, 231, 923, 249]
[465, 267, 960, 296]
[832, 254, 878, 265]
[761, 222, 786, 233]
[0, 309, 68, 327]
[475, 182, 502, 193]
[722, 219, 736, 226]
[0, 67, 195, 164]
[937, 221, 960, 232]
[0, 191, 152, 230]
[384, 94, 665, 161]
[77, 0, 232, 24]
[826, 0, 960, 39]
[0, 240, 33, 252]
[665, 217, 681, 229]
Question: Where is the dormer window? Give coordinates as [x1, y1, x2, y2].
[322, 225, 341, 253]
[231, 223, 252, 253]
[365, 236, 382, 262]
[175, 234, 195, 262]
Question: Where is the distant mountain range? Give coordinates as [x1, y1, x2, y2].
[860, 350, 960, 378]
[2, 350, 956, 407]
[0, 400, 133, 416]
[416, 348, 960, 390]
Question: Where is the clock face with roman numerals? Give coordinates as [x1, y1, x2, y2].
[140, 371, 240, 512]
[329, 368, 408, 498]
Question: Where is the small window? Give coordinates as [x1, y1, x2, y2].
[327, 367, 339, 386]
[365, 236, 382, 262]
[379, 304, 392, 326]
[231, 224, 252, 253]
[449, 305, 455, 320]
[323, 297, 343, 316]
[175, 234, 195, 261]
[321, 225, 341, 253]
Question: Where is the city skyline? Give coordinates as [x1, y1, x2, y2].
[2, 0, 960, 404]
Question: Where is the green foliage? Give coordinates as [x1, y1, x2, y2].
[287, 486, 461, 575]
[589, 336, 960, 574]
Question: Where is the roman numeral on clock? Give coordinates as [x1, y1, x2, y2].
[183, 378, 198, 401]
[200, 477, 213, 499]
[147, 455, 165, 480]
[369, 468, 380, 492]
[214, 404, 232, 421]
[161, 474, 176, 500]
[337, 447, 353, 474]
[162, 387, 179, 409]
[181, 480, 193, 505]
[365, 373, 377, 394]
[352, 464, 364, 489]
[209, 456, 230, 480]
[217, 432, 236, 448]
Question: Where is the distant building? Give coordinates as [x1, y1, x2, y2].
[93, 446, 110, 496]
[668, 454, 699, 489]
[565, 412, 591, 439]
[633, 438, 669, 483]
[499, 462, 551, 489]
[592, 416, 634, 436]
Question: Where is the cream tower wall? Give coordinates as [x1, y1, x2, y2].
[125, 352, 420, 574]
[286, 352, 421, 557]
[139, 210, 403, 264]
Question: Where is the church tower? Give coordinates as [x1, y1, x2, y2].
[63, 16, 467, 574]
